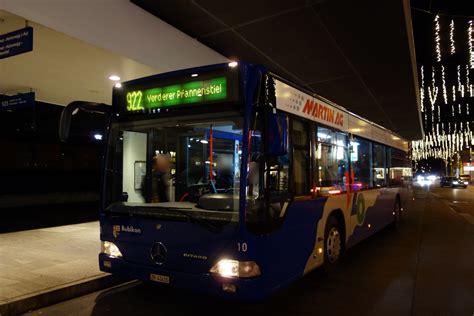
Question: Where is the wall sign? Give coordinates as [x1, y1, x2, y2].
[0, 92, 35, 111]
[0, 27, 33, 60]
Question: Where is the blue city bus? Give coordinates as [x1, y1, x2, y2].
[61, 62, 412, 300]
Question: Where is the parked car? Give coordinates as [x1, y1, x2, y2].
[459, 174, 471, 183]
[440, 176, 468, 188]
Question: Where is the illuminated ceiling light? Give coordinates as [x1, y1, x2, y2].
[191, 73, 198, 77]
[228, 61, 238, 68]
[114, 82, 122, 88]
[200, 139, 209, 144]
[108, 75, 121, 81]
[94, 134, 103, 140]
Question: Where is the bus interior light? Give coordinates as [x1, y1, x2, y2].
[101, 241, 122, 258]
[228, 61, 238, 67]
[210, 259, 261, 278]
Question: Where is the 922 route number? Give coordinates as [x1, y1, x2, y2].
[126, 91, 144, 111]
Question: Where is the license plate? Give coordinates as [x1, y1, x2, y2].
[150, 273, 170, 284]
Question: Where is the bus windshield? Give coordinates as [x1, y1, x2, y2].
[104, 114, 244, 227]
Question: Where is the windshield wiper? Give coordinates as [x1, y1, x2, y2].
[154, 206, 220, 233]
[106, 203, 220, 233]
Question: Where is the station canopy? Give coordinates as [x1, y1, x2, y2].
[0, 10, 158, 106]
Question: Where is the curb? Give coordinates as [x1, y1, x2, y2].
[0, 274, 127, 316]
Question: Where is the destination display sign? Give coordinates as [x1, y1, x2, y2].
[274, 79, 348, 131]
[124, 76, 228, 112]
[0, 27, 33, 60]
[0, 92, 35, 111]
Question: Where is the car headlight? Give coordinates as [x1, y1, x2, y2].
[101, 241, 122, 257]
[464, 181, 468, 185]
[210, 259, 261, 278]
[453, 181, 459, 185]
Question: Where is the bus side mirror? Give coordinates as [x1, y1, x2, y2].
[266, 112, 288, 156]
[59, 103, 77, 142]
[59, 101, 111, 142]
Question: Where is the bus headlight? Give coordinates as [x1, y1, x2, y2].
[210, 259, 261, 278]
[101, 241, 123, 258]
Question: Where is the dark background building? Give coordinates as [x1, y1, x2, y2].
[0, 100, 105, 232]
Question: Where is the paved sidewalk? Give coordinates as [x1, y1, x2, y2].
[0, 222, 120, 315]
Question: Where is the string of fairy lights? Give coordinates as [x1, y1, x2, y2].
[412, 15, 474, 162]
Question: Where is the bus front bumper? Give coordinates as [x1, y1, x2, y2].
[99, 253, 270, 301]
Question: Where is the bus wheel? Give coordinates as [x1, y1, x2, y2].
[391, 198, 401, 229]
[323, 216, 342, 271]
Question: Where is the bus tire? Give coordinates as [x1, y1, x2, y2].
[391, 197, 401, 229]
[322, 216, 343, 272]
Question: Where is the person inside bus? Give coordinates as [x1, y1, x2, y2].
[214, 154, 234, 191]
[142, 154, 171, 203]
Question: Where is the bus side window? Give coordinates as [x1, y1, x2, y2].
[292, 119, 310, 196]
[350, 137, 372, 190]
[372, 143, 387, 187]
[316, 127, 348, 195]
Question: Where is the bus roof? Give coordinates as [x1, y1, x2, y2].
[271, 73, 409, 152]
[118, 62, 409, 152]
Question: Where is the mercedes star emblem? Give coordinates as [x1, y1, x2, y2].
[150, 242, 167, 265]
